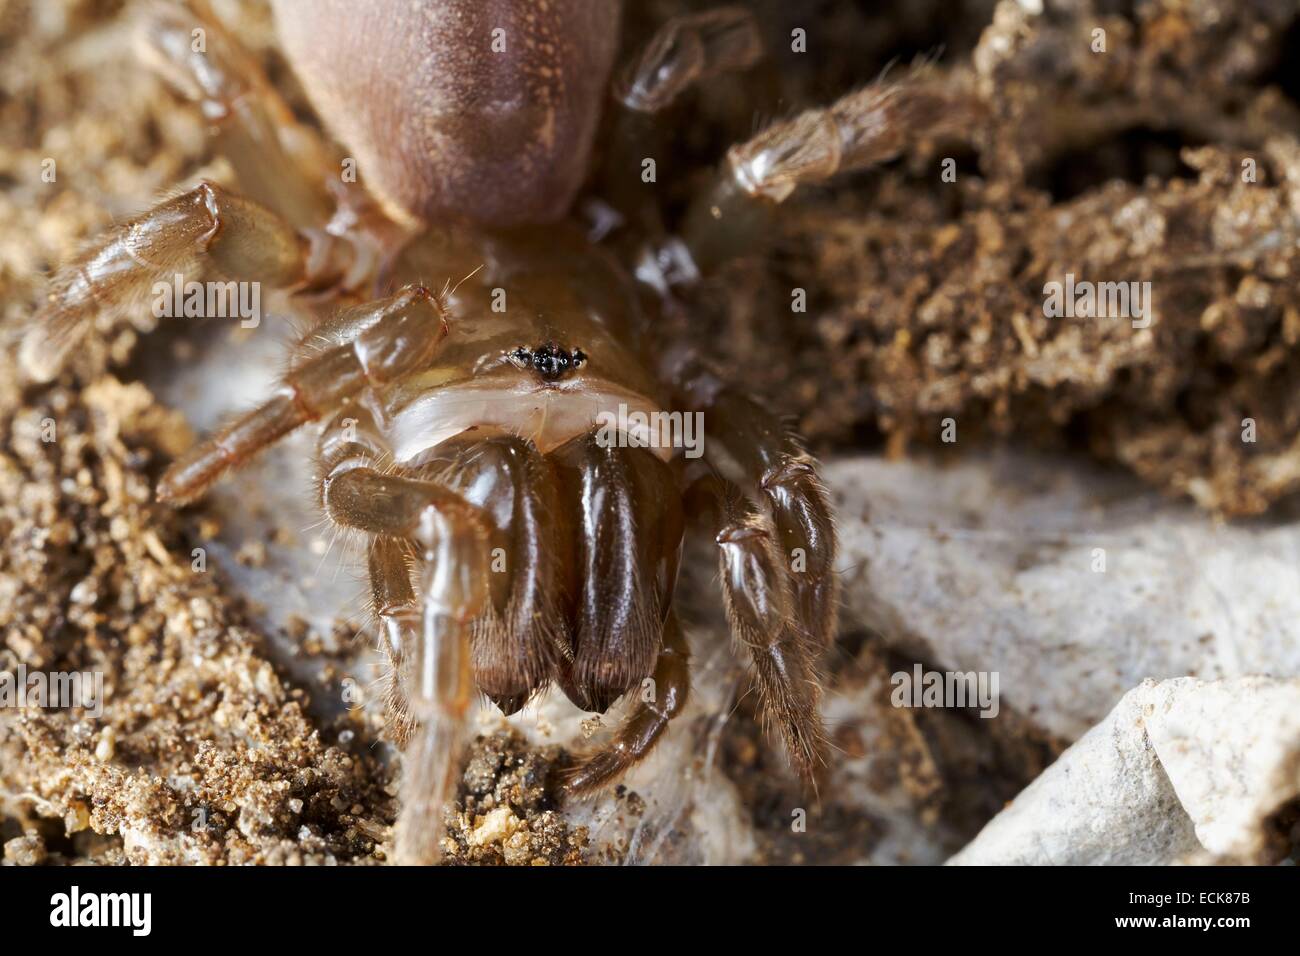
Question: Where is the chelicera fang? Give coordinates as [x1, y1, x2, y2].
[16, 0, 940, 863]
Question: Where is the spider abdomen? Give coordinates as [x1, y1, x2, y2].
[271, 0, 623, 227]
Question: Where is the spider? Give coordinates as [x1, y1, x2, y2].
[17, 0, 941, 863]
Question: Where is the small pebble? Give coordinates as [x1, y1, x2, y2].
[3, 833, 47, 866]
[94, 726, 116, 762]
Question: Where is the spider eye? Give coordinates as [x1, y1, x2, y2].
[513, 343, 585, 380]
[531, 343, 567, 379]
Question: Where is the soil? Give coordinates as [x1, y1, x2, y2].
[679, 0, 1300, 516]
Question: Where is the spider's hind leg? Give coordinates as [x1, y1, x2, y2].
[18, 182, 323, 383]
[614, 6, 763, 115]
[137, 0, 336, 228]
[601, 6, 764, 261]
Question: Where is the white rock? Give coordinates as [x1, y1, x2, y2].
[831, 451, 1300, 741]
[950, 676, 1300, 864]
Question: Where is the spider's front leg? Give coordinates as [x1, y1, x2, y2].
[373, 500, 490, 867]
[319, 404, 492, 865]
[690, 472, 831, 787]
[335, 465, 489, 866]
[156, 283, 447, 503]
[18, 181, 359, 384]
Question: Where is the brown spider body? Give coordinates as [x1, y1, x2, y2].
[16, 1, 887, 864]
[322, 221, 686, 723]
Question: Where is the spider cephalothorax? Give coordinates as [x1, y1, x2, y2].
[13, 0, 957, 864]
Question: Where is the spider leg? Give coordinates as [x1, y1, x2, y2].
[367, 533, 420, 745]
[157, 284, 447, 503]
[614, 6, 763, 114]
[315, 401, 420, 738]
[690, 472, 829, 787]
[561, 611, 690, 796]
[725, 71, 959, 204]
[682, 65, 974, 270]
[136, 1, 335, 228]
[371, 486, 490, 866]
[316, 403, 520, 864]
[705, 393, 839, 650]
[18, 181, 355, 383]
[602, 6, 763, 261]
[549, 435, 685, 715]
[323, 465, 483, 539]
[674, 354, 838, 649]
[315, 406, 491, 865]
[669, 353, 837, 787]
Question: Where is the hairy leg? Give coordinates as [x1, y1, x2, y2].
[709, 397, 838, 649]
[157, 284, 447, 503]
[24, 4, 376, 384]
[317, 413, 492, 864]
[384, 497, 490, 866]
[683, 64, 975, 269]
[367, 533, 419, 745]
[689, 472, 829, 788]
[672, 352, 838, 649]
[668, 352, 837, 787]
[18, 182, 337, 383]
